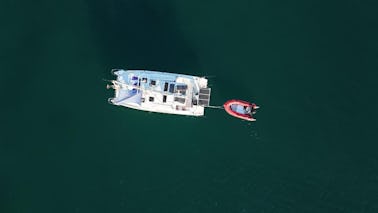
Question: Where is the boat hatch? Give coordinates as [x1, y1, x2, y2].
[198, 88, 211, 106]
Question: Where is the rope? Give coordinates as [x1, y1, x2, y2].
[205, 105, 224, 109]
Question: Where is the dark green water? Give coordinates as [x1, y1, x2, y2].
[1, 0, 378, 212]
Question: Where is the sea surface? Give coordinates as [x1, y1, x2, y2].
[1, 0, 378, 212]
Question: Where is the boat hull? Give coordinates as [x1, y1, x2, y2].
[223, 100, 257, 121]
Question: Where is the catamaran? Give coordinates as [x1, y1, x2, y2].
[106, 69, 212, 116]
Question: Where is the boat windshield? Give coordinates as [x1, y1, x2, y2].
[230, 104, 248, 114]
[230, 104, 252, 115]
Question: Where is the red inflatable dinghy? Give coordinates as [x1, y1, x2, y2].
[223, 100, 259, 121]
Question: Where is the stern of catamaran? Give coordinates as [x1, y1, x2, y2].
[198, 87, 211, 106]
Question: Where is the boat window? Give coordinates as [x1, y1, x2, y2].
[174, 97, 185, 104]
[150, 80, 156, 86]
[163, 95, 167, 103]
[164, 82, 168, 91]
[169, 84, 175, 93]
[149, 97, 154, 102]
[176, 84, 187, 91]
